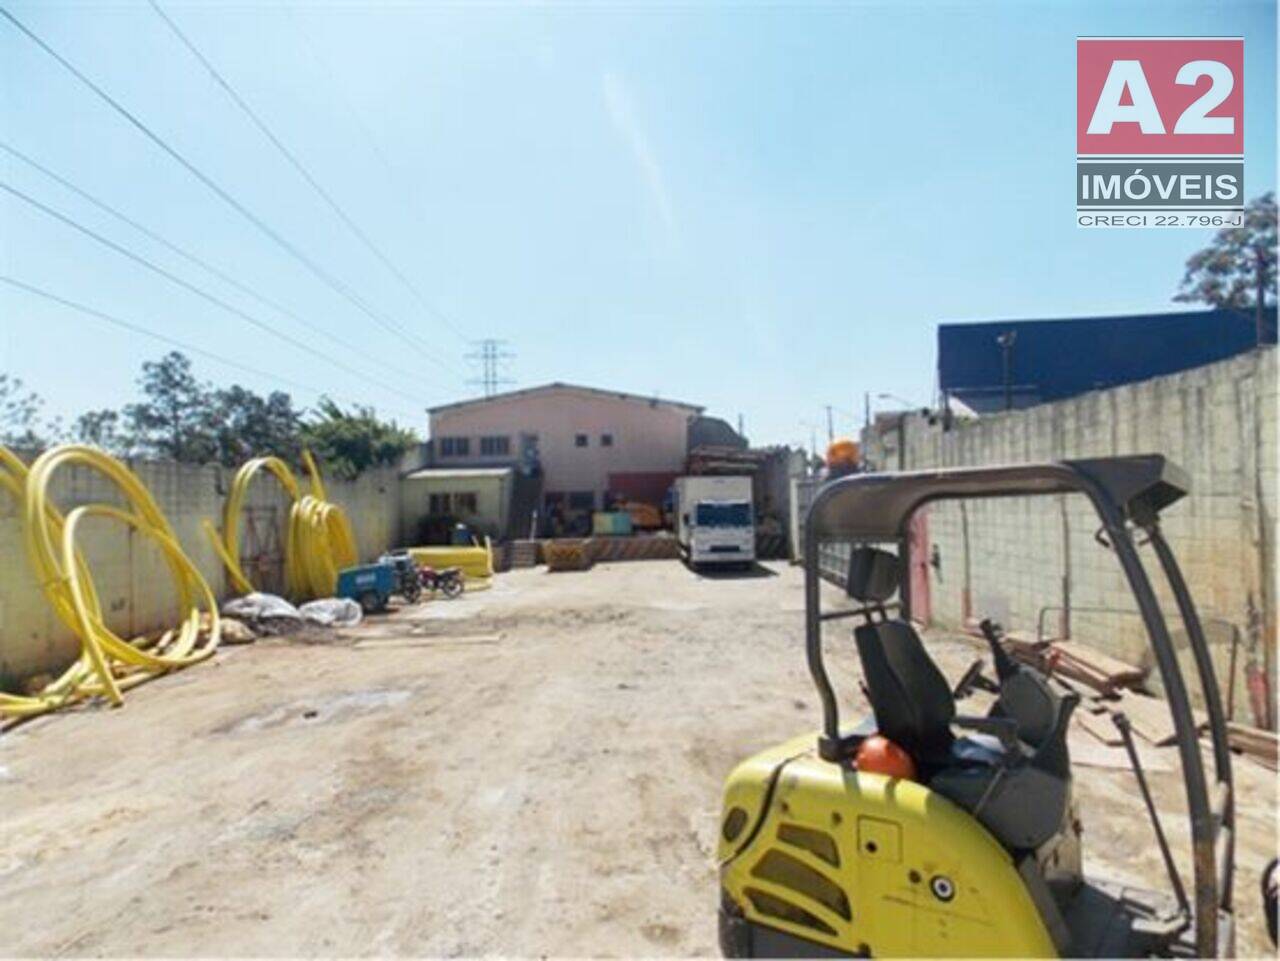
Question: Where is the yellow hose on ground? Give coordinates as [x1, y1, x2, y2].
[407, 540, 493, 579]
[204, 450, 357, 600]
[0, 444, 219, 720]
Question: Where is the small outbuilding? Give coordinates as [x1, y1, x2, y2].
[401, 466, 515, 543]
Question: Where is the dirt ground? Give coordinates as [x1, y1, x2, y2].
[0, 561, 1275, 957]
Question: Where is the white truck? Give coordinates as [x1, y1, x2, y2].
[673, 475, 756, 568]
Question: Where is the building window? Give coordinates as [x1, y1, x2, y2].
[429, 493, 452, 514]
[575, 433, 588, 447]
[455, 492, 478, 514]
[568, 491, 595, 510]
[600, 433, 613, 447]
[480, 435, 510, 457]
[440, 436, 470, 457]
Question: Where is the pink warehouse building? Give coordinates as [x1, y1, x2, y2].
[424, 383, 704, 516]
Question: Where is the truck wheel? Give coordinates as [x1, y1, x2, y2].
[358, 590, 382, 615]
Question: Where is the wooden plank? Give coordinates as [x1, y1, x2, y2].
[1048, 660, 1117, 695]
[1047, 641, 1146, 695]
[1051, 641, 1145, 682]
[1235, 750, 1278, 772]
[1225, 721, 1278, 765]
[1068, 734, 1174, 773]
[1074, 707, 1124, 746]
[1114, 691, 1179, 745]
[353, 634, 502, 650]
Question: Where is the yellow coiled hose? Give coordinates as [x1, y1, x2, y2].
[204, 450, 357, 600]
[0, 444, 219, 719]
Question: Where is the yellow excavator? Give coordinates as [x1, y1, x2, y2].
[717, 456, 1239, 957]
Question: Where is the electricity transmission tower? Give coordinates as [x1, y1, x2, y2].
[466, 339, 515, 396]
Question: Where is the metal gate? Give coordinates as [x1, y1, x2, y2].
[238, 504, 286, 595]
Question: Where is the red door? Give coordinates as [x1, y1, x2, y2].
[907, 510, 931, 626]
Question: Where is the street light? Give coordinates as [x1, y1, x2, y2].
[876, 392, 922, 409]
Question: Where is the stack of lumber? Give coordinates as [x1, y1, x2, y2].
[1225, 721, 1278, 770]
[1046, 641, 1146, 694]
[1068, 684, 1279, 772]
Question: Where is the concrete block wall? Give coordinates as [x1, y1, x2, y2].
[0, 458, 401, 691]
[864, 348, 1276, 724]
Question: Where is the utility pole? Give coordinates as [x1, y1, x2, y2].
[737, 413, 745, 439]
[996, 331, 1017, 412]
[465, 339, 515, 397]
[824, 405, 834, 443]
[864, 391, 871, 429]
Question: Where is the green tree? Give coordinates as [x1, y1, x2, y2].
[122, 352, 219, 463]
[301, 398, 418, 479]
[211, 385, 302, 466]
[0, 373, 58, 449]
[1175, 192, 1277, 342]
[73, 408, 129, 454]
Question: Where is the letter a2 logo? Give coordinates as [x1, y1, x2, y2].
[1077, 38, 1243, 155]
[1076, 38, 1244, 229]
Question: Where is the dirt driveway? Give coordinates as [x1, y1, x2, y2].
[0, 561, 1274, 956]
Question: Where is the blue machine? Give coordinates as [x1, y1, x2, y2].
[336, 562, 395, 614]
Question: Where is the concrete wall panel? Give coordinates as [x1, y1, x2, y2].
[863, 348, 1277, 725]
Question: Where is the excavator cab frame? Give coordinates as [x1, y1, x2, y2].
[795, 455, 1234, 956]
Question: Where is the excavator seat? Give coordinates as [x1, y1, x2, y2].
[846, 547, 1078, 852]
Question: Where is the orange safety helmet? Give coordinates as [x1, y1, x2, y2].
[854, 734, 918, 781]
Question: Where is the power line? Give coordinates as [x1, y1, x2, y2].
[281, 4, 474, 348]
[0, 5, 462, 377]
[465, 339, 515, 397]
[149, 0, 470, 346]
[284, 7, 441, 278]
[1, 180, 432, 408]
[0, 276, 423, 423]
[1, 140, 429, 390]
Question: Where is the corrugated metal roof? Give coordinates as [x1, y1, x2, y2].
[403, 467, 515, 480]
[938, 307, 1277, 412]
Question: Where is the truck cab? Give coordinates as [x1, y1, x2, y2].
[674, 475, 756, 568]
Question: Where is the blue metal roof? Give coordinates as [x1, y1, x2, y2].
[938, 307, 1276, 412]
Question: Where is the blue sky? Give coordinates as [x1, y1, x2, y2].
[1, 1, 1275, 449]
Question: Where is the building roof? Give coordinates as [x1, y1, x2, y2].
[688, 415, 748, 450]
[938, 307, 1277, 413]
[403, 467, 515, 481]
[427, 382, 703, 416]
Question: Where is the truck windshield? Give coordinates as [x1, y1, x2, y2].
[695, 501, 751, 527]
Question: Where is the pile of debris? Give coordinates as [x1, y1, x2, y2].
[217, 593, 364, 641]
[998, 631, 1278, 771]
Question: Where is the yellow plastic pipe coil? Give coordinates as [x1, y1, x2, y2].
[203, 450, 357, 600]
[0, 444, 220, 719]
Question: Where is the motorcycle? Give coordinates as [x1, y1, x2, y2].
[419, 565, 465, 599]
